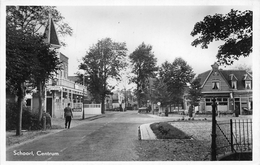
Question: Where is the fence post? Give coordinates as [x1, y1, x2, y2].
[211, 97, 217, 161]
[230, 119, 234, 152]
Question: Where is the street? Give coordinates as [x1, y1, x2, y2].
[6, 111, 172, 161]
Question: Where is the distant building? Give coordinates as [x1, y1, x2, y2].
[196, 62, 252, 114]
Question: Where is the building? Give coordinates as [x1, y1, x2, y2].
[25, 18, 87, 118]
[196, 62, 252, 115]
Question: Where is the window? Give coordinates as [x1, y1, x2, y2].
[26, 99, 31, 106]
[245, 81, 251, 89]
[231, 81, 237, 89]
[212, 81, 220, 90]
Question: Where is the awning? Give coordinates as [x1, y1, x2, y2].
[203, 93, 230, 98]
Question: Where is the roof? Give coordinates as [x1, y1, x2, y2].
[43, 18, 60, 47]
[197, 70, 211, 85]
[197, 69, 252, 90]
[220, 70, 252, 90]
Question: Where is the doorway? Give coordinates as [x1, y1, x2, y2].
[46, 98, 53, 116]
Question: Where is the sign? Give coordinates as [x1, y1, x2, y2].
[72, 108, 82, 112]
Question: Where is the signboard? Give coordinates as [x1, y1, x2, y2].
[73, 103, 83, 112]
[72, 108, 82, 112]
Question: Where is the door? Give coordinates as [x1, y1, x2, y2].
[46, 98, 53, 117]
[235, 102, 240, 115]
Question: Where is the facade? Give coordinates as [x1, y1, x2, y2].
[197, 62, 252, 115]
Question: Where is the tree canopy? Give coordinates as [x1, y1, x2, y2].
[78, 38, 128, 113]
[191, 9, 252, 65]
[129, 42, 158, 108]
[158, 58, 195, 107]
[6, 6, 72, 46]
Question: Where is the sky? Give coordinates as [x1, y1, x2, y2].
[56, 5, 253, 78]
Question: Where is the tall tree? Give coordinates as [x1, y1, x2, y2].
[78, 38, 128, 113]
[191, 9, 252, 65]
[129, 43, 158, 108]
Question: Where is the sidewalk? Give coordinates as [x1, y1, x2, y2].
[139, 123, 157, 140]
[6, 114, 104, 149]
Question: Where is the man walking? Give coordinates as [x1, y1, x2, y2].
[64, 103, 73, 129]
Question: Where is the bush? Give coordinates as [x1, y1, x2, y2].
[150, 122, 191, 139]
[6, 102, 18, 130]
[6, 101, 42, 130]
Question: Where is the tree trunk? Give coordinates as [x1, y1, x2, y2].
[101, 94, 105, 114]
[137, 84, 141, 109]
[16, 82, 25, 136]
[38, 81, 44, 121]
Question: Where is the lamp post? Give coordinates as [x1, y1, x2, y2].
[82, 74, 85, 120]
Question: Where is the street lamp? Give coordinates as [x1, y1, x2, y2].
[82, 74, 86, 120]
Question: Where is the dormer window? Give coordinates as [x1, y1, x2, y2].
[212, 81, 220, 90]
[245, 81, 251, 89]
[231, 81, 237, 89]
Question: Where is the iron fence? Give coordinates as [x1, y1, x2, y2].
[215, 119, 252, 159]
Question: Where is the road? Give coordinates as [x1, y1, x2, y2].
[6, 111, 172, 161]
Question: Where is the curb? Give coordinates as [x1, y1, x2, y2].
[139, 123, 157, 140]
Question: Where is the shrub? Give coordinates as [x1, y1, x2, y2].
[6, 101, 42, 130]
[150, 122, 191, 139]
[6, 101, 18, 130]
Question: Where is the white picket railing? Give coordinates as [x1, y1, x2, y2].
[84, 104, 101, 115]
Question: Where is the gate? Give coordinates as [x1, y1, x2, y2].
[215, 119, 252, 160]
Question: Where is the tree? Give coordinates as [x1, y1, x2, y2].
[159, 58, 195, 110]
[191, 9, 252, 65]
[30, 43, 61, 121]
[78, 38, 128, 113]
[187, 77, 202, 107]
[235, 63, 252, 73]
[129, 43, 158, 108]
[152, 77, 171, 108]
[6, 6, 72, 45]
[6, 26, 60, 135]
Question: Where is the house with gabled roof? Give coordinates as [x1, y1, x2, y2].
[197, 62, 252, 115]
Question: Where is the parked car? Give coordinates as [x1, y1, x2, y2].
[138, 107, 150, 113]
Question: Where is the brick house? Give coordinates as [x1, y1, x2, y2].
[196, 62, 252, 115]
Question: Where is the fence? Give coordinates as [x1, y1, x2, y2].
[84, 104, 101, 115]
[215, 119, 252, 160]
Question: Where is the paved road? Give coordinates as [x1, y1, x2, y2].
[6, 111, 172, 161]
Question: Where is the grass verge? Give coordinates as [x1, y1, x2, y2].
[150, 122, 191, 139]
